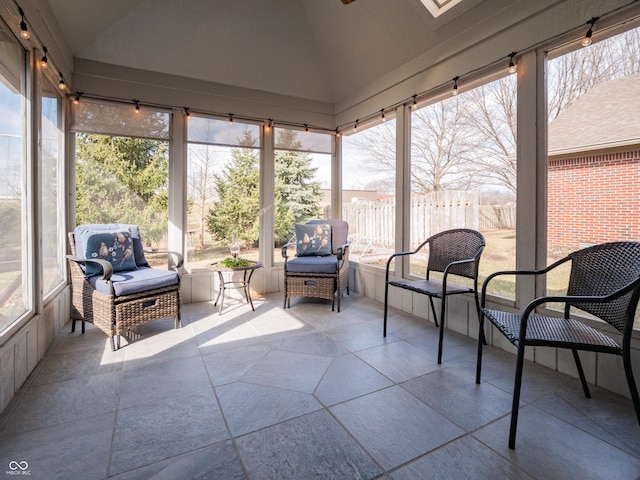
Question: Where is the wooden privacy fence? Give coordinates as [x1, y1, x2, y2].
[478, 204, 516, 230]
[341, 191, 484, 250]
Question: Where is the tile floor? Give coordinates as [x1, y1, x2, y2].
[1, 292, 639, 479]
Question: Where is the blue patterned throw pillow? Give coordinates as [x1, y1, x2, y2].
[80, 229, 137, 276]
[295, 223, 332, 256]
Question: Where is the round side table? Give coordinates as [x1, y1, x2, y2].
[207, 261, 262, 315]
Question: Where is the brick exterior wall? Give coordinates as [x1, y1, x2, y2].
[548, 150, 640, 251]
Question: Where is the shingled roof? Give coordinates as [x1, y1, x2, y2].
[548, 73, 640, 156]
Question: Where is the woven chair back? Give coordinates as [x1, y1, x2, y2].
[566, 241, 640, 333]
[426, 228, 485, 280]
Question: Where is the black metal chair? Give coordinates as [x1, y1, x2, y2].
[476, 241, 640, 449]
[383, 228, 485, 364]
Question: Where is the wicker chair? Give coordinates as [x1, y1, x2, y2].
[383, 228, 485, 364]
[476, 241, 640, 449]
[282, 219, 350, 311]
[67, 224, 182, 350]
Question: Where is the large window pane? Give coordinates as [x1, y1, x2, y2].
[0, 20, 27, 331]
[73, 104, 171, 267]
[41, 73, 64, 296]
[274, 127, 331, 264]
[410, 75, 517, 298]
[342, 118, 396, 269]
[547, 26, 640, 325]
[187, 116, 261, 268]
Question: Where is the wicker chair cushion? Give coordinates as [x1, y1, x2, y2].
[295, 223, 332, 256]
[89, 266, 179, 296]
[75, 224, 149, 268]
[80, 229, 137, 276]
[285, 255, 343, 274]
[306, 219, 348, 254]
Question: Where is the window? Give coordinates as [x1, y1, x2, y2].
[187, 116, 261, 268]
[410, 74, 517, 298]
[342, 117, 396, 269]
[0, 19, 28, 332]
[72, 101, 171, 267]
[547, 25, 640, 325]
[40, 69, 65, 297]
[274, 127, 332, 263]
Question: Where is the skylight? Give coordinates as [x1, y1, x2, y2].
[419, 0, 465, 18]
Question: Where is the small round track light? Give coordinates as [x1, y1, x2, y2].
[582, 17, 598, 47]
[134, 100, 140, 112]
[18, 7, 30, 40]
[73, 92, 82, 105]
[354, 119, 359, 131]
[452, 76, 459, 96]
[380, 109, 386, 122]
[304, 123, 309, 133]
[508, 52, 517, 74]
[58, 75, 66, 90]
[411, 94, 418, 109]
[228, 113, 234, 124]
[183, 107, 190, 118]
[40, 46, 48, 69]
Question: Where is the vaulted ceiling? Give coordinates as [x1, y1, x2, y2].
[42, 0, 554, 105]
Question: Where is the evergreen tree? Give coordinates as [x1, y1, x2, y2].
[206, 130, 260, 245]
[205, 128, 322, 247]
[274, 129, 322, 244]
[75, 133, 169, 245]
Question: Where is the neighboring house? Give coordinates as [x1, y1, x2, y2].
[548, 73, 640, 251]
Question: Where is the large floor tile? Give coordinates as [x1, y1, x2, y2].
[32, 344, 124, 386]
[391, 436, 534, 480]
[216, 381, 322, 436]
[109, 392, 229, 476]
[406, 328, 479, 366]
[314, 354, 393, 406]
[249, 308, 315, 341]
[402, 366, 513, 431]
[123, 319, 200, 368]
[1, 371, 121, 435]
[236, 410, 382, 480]
[240, 349, 331, 392]
[532, 385, 640, 458]
[324, 320, 392, 352]
[473, 405, 640, 480]
[110, 441, 244, 480]
[331, 386, 464, 470]
[268, 330, 349, 357]
[478, 347, 575, 403]
[0, 413, 115, 480]
[118, 355, 212, 408]
[194, 316, 265, 354]
[356, 340, 440, 383]
[201, 343, 271, 386]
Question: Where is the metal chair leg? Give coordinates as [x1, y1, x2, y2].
[572, 349, 591, 398]
[383, 282, 390, 337]
[623, 349, 640, 428]
[509, 342, 527, 449]
[428, 297, 439, 327]
[437, 297, 446, 364]
[476, 312, 485, 384]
